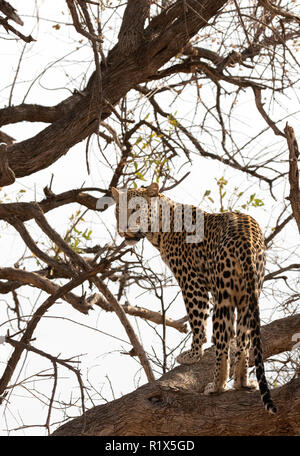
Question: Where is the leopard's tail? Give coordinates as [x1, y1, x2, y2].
[248, 279, 277, 414]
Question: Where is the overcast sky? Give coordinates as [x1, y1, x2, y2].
[0, 1, 299, 435]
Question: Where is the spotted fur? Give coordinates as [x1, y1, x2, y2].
[111, 183, 277, 414]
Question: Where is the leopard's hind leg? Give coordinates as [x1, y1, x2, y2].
[234, 303, 258, 390]
[204, 292, 235, 394]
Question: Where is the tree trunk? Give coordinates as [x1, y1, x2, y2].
[52, 314, 300, 436]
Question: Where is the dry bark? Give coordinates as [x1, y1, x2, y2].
[0, 0, 34, 42]
[284, 123, 300, 234]
[0, 0, 227, 185]
[52, 314, 300, 436]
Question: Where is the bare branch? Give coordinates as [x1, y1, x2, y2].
[258, 0, 300, 24]
[253, 87, 285, 137]
[0, 261, 120, 401]
[88, 294, 188, 334]
[1, 0, 228, 185]
[0, 16, 35, 43]
[265, 214, 293, 247]
[4, 336, 86, 431]
[264, 263, 300, 281]
[0, 1, 23, 25]
[284, 123, 300, 234]
[0, 267, 92, 314]
[66, 0, 103, 43]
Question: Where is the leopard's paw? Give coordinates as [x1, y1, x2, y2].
[234, 379, 258, 391]
[204, 382, 226, 395]
[176, 348, 203, 365]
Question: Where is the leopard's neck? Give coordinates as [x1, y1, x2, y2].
[145, 194, 206, 249]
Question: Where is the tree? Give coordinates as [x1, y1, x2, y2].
[0, 0, 299, 436]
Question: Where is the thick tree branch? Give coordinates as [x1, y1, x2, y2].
[0, 187, 107, 226]
[39, 186, 105, 213]
[0, 103, 70, 127]
[0, 0, 23, 26]
[52, 314, 300, 436]
[149, 59, 265, 89]
[117, 0, 150, 55]
[1, 0, 228, 186]
[53, 378, 300, 436]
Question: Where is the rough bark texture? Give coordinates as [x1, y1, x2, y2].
[117, 0, 150, 54]
[284, 123, 300, 234]
[1, 0, 227, 185]
[52, 314, 300, 436]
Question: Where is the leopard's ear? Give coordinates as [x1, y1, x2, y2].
[111, 187, 120, 202]
[146, 182, 159, 197]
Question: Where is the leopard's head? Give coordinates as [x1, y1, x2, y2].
[111, 183, 159, 245]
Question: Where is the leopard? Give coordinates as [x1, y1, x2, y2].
[111, 182, 277, 414]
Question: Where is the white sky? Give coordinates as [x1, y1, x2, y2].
[0, 0, 299, 435]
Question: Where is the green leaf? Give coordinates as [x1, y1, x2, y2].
[135, 172, 146, 181]
[252, 198, 264, 207]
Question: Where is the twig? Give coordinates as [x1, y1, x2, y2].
[0, 261, 111, 401]
[5, 337, 86, 434]
[253, 87, 285, 137]
[66, 0, 103, 43]
[88, 294, 188, 334]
